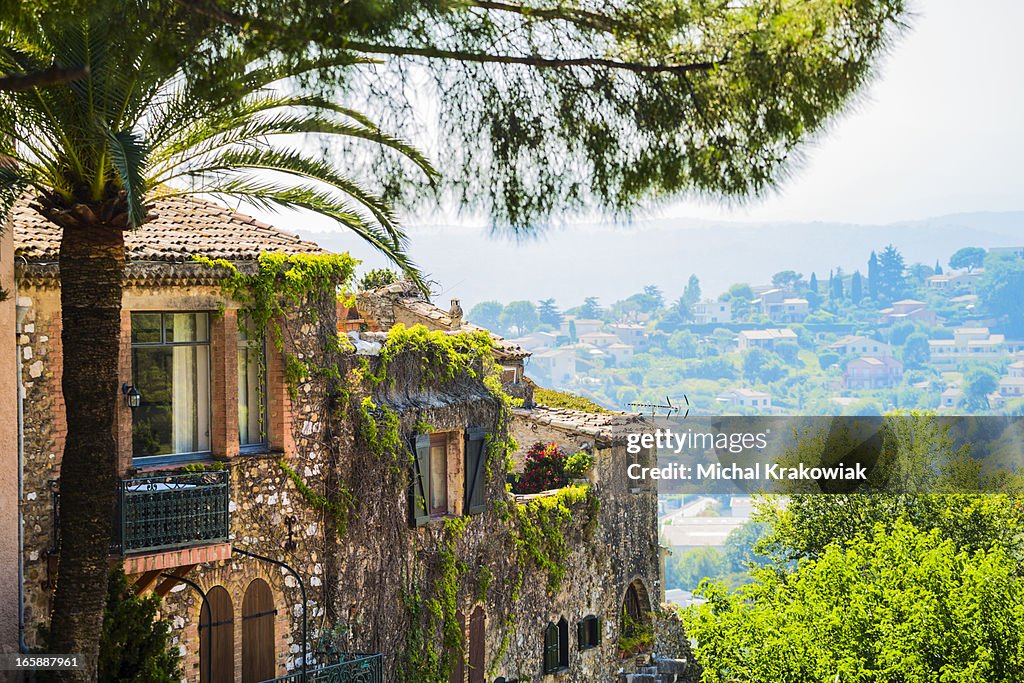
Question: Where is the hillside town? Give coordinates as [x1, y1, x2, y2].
[479, 245, 1024, 417]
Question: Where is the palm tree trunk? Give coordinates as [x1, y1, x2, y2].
[48, 221, 125, 681]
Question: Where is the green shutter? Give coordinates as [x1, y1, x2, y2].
[463, 428, 488, 515]
[409, 434, 431, 527]
[577, 620, 586, 651]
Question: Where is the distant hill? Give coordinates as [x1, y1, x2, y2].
[297, 212, 1024, 310]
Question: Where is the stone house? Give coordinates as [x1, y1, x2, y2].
[715, 388, 772, 411]
[827, 335, 892, 358]
[877, 299, 937, 327]
[736, 328, 797, 352]
[928, 327, 1007, 368]
[843, 356, 904, 390]
[4, 196, 666, 683]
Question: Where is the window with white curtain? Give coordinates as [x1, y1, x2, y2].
[131, 312, 211, 460]
[237, 324, 267, 450]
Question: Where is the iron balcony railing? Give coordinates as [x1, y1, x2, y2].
[117, 471, 230, 554]
[259, 654, 384, 683]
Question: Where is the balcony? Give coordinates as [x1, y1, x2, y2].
[259, 653, 384, 683]
[117, 471, 230, 555]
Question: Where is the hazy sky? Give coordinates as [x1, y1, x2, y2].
[662, 0, 1024, 225]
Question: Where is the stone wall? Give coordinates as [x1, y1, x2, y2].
[15, 274, 662, 683]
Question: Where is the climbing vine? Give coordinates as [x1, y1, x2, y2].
[196, 251, 599, 680]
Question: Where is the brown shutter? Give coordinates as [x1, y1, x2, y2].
[468, 606, 486, 683]
[200, 586, 234, 683]
[410, 434, 431, 527]
[463, 429, 488, 515]
[449, 610, 466, 683]
[242, 579, 277, 683]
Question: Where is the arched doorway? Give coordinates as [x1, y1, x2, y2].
[242, 579, 277, 683]
[449, 610, 466, 683]
[200, 585, 234, 683]
[468, 606, 485, 683]
[619, 579, 653, 657]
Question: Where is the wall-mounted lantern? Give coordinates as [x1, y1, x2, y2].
[121, 383, 141, 410]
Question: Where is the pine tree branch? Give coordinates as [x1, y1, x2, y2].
[344, 41, 719, 75]
[0, 65, 87, 92]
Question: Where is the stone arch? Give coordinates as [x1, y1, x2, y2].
[619, 578, 653, 656]
[200, 585, 234, 683]
[242, 578, 277, 683]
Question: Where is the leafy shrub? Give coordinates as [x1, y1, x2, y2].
[516, 442, 570, 493]
[533, 387, 609, 413]
[99, 569, 181, 682]
[564, 451, 593, 479]
[358, 267, 399, 291]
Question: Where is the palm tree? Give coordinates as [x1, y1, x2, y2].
[1, 13, 433, 678]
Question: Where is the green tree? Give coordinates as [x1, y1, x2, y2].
[683, 274, 702, 306]
[934, 259, 943, 275]
[468, 301, 505, 331]
[358, 268, 399, 291]
[579, 296, 603, 319]
[667, 330, 699, 358]
[867, 250, 880, 301]
[742, 347, 769, 381]
[686, 520, 1024, 683]
[851, 269, 864, 304]
[722, 521, 771, 572]
[98, 569, 180, 683]
[902, 332, 930, 369]
[668, 546, 727, 590]
[499, 300, 539, 335]
[771, 270, 802, 291]
[877, 244, 907, 303]
[808, 272, 819, 294]
[978, 253, 1024, 336]
[643, 285, 665, 311]
[963, 366, 999, 410]
[949, 246, 986, 272]
[537, 298, 563, 327]
[774, 341, 801, 366]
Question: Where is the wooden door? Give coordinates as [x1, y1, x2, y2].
[200, 586, 234, 683]
[242, 579, 277, 683]
[468, 606, 485, 683]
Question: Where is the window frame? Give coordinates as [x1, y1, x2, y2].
[130, 310, 213, 466]
[577, 615, 601, 651]
[237, 325, 269, 453]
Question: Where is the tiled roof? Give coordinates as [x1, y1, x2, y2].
[513, 405, 648, 443]
[11, 195, 326, 263]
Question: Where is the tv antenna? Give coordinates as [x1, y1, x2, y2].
[628, 395, 689, 418]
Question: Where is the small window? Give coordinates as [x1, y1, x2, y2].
[543, 618, 569, 674]
[237, 325, 267, 450]
[410, 432, 456, 526]
[577, 615, 601, 651]
[131, 312, 211, 461]
[430, 434, 449, 515]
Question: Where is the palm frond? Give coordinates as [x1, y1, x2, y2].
[105, 128, 149, 227]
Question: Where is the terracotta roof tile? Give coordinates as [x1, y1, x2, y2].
[10, 195, 327, 263]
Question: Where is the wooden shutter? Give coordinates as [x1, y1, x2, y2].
[557, 618, 569, 668]
[463, 429, 488, 515]
[242, 579, 277, 683]
[543, 623, 559, 674]
[409, 434, 431, 527]
[468, 606, 485, 683]
[200, 586, 234, 683]
[590, 616, 601, 646]
[577, 620, 586, 651]
[449, 610, 466, 683]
